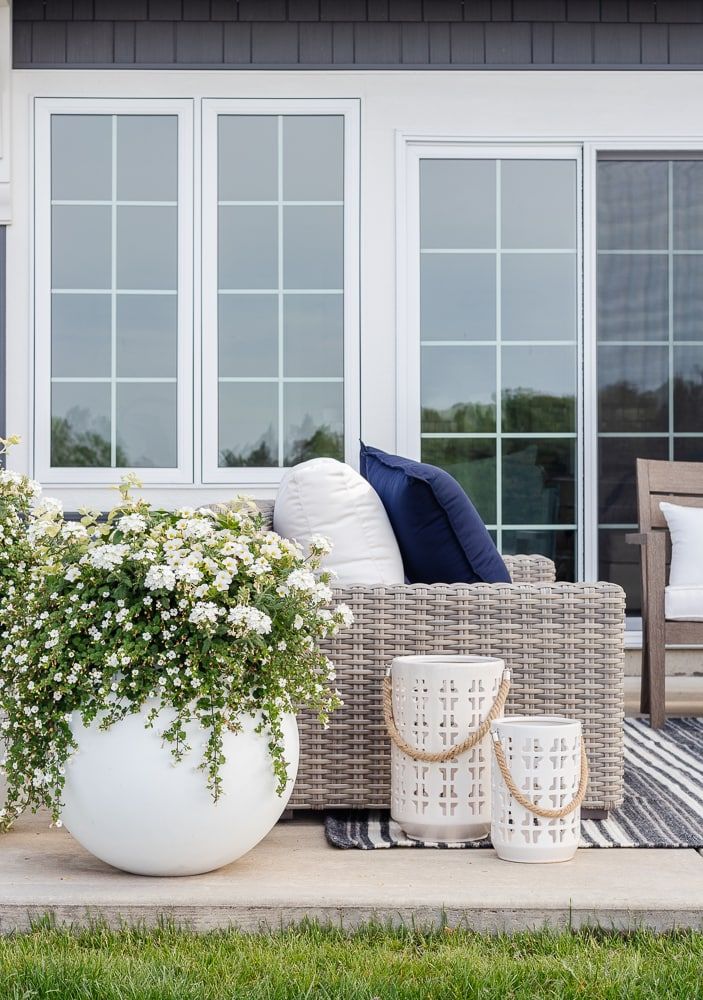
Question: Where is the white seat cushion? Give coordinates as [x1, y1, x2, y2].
[665, 585, 703, 621]
[660, 502, 703, 620]
[273, 458, 405, 586]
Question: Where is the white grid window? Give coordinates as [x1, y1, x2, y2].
[34, 99, 194, 485]
[201, 99, 360, 486]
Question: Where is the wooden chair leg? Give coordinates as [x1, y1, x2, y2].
[647, 633, 666, 729]
[640, 640, 650, 715]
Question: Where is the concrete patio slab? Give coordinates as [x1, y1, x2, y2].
[2, 810, 703, 934]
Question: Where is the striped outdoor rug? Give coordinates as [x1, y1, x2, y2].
[325, 718, 703, 849]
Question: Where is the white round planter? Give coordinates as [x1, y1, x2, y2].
[60, 704, 299, 876]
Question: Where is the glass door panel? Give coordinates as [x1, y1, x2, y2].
[417, 151, 580, 580]
[597, 156, 703, 613]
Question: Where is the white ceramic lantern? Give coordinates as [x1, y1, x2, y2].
[61, 704, 299, 876]
[490, 716, 587, 864]
[386, 654, 509, 844]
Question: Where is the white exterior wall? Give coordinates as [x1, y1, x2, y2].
[5, 68, 703, 542]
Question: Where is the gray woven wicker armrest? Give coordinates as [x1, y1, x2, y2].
[502, 553, 555, 583]
[291, 580, 626, 813]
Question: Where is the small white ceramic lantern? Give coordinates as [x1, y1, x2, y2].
[490, 716, 586, 864]
[387, 654, 508, 844]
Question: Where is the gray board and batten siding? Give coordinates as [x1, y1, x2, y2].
[12, 0, 703, 70]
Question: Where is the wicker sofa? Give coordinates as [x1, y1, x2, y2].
[255, 501, 626, 815]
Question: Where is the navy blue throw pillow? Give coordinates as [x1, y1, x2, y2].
[360, 443, 511, 585]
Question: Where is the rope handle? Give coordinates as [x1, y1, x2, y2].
[382, 668, 511, 764]
[491, 731, 589, 819]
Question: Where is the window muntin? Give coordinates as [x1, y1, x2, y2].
[35, 100, 193, 484]
[214, 113, 345, 471]
[597, 156, 703, 613]
[417, 153, 580, 580]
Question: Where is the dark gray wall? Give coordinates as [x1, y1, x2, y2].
[13, 0, 703, 69]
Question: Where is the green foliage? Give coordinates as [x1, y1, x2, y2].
[0, 924, 701, 999]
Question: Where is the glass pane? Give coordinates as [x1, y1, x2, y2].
[282, 116, 343, 202]
[283, 206, 343, 290]
[51, 115, 112, 202]
[52, 206, 111, 289]
[116, 116, 177, 202]
[218, 206, 277, 290]
[420, 159, 496, 249]
[674, 255, 703, 341]
[674, 345, 703, 432]
[502, 529, 575, 583]
[51, 382, 111, 467]
[116, 295, 177, 378]
[420, 254, 495, 341]
[675, 437, 703, 461]
[597, 160, 668, 250]
[218, 294, 278, 378]
[116, 382, 177, 468]
[284, 294, 343, 377]
[421, 438, 496, 523]
[501, 160, 576, 250]
[501, 254, 577, 341]
[116, 206, 177, 290]
[502, 439, 575, 526]
[219, 382, 278, 467]
[218, 116, 278, 203]
[502, 345, 576, 433]
[597, 255, 668, 342]
[51, 294, 111, 378]
[284, 382, 343, 466]
[421, 345, 496, 433]
[599, 529, 642, 615]
[598, 436, 668, 524]
[673, 161, 703, 251]
[598, 344, 668, 433]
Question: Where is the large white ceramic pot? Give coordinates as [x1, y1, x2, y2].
[60, 704, 299, 876]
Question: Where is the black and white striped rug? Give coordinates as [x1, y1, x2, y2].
[325, 718, 703, 849]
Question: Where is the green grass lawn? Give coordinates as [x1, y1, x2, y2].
[0, 923, 702, 999]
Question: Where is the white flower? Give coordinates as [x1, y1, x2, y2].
[335, 603, 354, 627]
[64, 566, 81, 582]
[227, 605, 272, 636]
[188, 601, 223, 627]
[61, 522, 88, 542]
[285, 569, 316, 593]
[85, 544, 129, 571]
[213, 571, 232, 592]
[293, 614, 304, 631]
[34, 496, 63, 518]
[309, 534, 333, 556]
[144, 564, 176, 591]
[119, 513, 147, 534]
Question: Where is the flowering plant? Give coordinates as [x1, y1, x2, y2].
[0, 437, 44, 633]
[0, 477, 350, 828]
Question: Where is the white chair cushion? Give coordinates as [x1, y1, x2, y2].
[273, 458, 405, 586]
[665, 585, 703, 622]
[660, 501, 703, 620]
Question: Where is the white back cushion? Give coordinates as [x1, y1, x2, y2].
[660, 501, 703, 620]
[274, 458, 405, 586]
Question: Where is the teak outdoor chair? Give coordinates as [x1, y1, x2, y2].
[628, 458, 703, 729]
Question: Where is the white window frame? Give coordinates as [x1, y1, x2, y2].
[397, 138, 584, 577]
[33, 97, 194, 486]
[201, 98, 360, 485]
